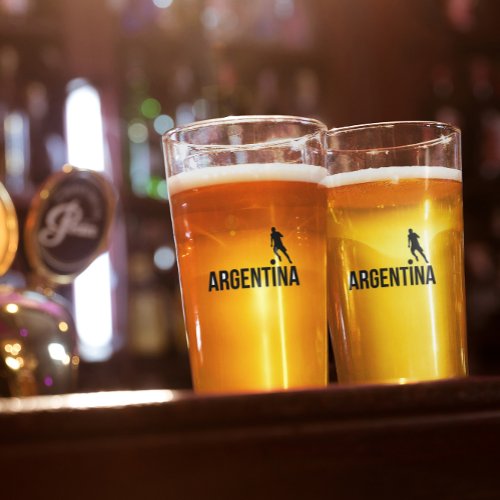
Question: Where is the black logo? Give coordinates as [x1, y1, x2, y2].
[407, 228, 428, 264]
[270, 227, 292, 264]
[348, 227, 436, 291]
[208, 227, 300, 292]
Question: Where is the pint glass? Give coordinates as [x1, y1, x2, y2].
[163, 116, 328, 393]
[324, 121, 467, 384]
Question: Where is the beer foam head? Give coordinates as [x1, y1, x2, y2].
[168, 163, 328, 196]
[321, 166, 462, 188]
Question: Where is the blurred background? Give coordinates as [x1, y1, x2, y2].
[0, 0, 499, 392]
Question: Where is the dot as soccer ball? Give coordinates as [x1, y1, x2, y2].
[270, 259, 276, 265]
[408, 259, 413, 265]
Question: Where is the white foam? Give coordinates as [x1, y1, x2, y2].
[321, 166, 462, 188]
[168, 163, 328, 196]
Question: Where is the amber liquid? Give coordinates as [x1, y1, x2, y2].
[325, 171, 467, 384]
[170, 173, 327, 393]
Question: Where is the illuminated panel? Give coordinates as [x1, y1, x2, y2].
[64, 80, 113, 361]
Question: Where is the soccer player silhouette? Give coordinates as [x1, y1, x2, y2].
[408, 228, 428, 263]
[270, 227, 292, 263]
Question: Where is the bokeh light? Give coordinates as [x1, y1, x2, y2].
[153, 0, 173, 8]
[128, 120, 149, 143]
[156, 179, 168, 199]
[141, 97, 161, 118]
[154, 246, 176, 271]
[176, 103, 194, 126]
[153, 114, 174, 134]
[192, 98, 209, 120]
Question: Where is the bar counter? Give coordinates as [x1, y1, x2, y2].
[2, 377, 500, 499]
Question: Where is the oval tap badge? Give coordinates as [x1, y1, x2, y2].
[0, 182, 19, 277]
[24, 165, 116, 285]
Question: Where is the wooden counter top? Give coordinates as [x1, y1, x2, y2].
[2, 377, 500, 499]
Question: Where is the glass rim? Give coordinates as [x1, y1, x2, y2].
[327, 120, 460, 153]
[162, 114, 327, 151]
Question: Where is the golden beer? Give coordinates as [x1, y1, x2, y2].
[324, 166, 467, 384]
[169, 164, 327, 393]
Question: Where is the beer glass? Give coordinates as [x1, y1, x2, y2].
[324, 121, 467, 384]
[163, 116, 328, 393]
